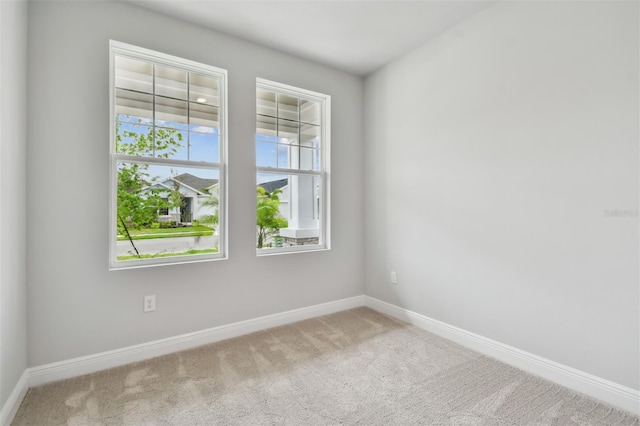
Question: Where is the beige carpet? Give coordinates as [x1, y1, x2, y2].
[12, 307, 640, 425]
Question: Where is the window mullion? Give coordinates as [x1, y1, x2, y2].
[152, 64, 156, 158]
[187, 72, 191, 161]
[256, 167, 321, 177]
[297, 96, 301, 172]
[114, 154, 220, 169]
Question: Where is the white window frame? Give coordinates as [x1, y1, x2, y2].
[109, 41, 228, 270]
[256, 78, 331, 255]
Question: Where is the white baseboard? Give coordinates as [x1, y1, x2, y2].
[1, 370, 28, 426]
[9, 295, 638, 420]
[28, 295, 365, 387]
[364, 296, 640, 416]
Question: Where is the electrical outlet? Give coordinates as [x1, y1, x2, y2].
[144, 295, 156, 313]
[391, 271, 398, 285]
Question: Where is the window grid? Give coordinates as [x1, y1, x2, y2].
[114, 57, 223, 164]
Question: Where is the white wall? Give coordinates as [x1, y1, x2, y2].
[364, 1, 639, 390]
[0, 0, 28, 410]
[27, 1, 364, 367]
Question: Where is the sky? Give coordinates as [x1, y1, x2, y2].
[117, 115, 320, 186]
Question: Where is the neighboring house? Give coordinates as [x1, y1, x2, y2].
[144, 173, 218, 224]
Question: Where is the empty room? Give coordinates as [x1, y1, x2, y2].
[1, 0, 638, 424]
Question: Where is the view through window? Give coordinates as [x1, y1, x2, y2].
[256, 79, 330, 253]
[110, 41, 227, 269]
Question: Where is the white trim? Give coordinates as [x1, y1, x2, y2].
[258, 245, 327, 256]
[256, 167, 322, 177]
[364, 296, 640, 416]
[113, 155, 221, 170]
[256, 78, 327, 103]
[28, 296, 364, 388]
[323, 94, 331, 250]
[111, 41, 228, 76]
[1, 370, 28, 426]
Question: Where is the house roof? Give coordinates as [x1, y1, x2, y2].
[258, 178, 288, 193]
[173, 173, 218, 193]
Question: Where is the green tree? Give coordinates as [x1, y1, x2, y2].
[256, 186, 288, 249]
[116, 119, 183, 234]
[198, 192, 219, 229]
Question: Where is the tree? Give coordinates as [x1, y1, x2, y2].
[198, 192, 219, 228]
[256, 186, 288, 249]
[116, 119, 183, 234]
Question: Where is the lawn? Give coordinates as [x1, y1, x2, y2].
[117, 248, 218, 261]
[118, 225, 214, 241]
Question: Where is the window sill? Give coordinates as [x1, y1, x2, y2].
[109, 253, 227, 271]
[256, 245, 329, 257]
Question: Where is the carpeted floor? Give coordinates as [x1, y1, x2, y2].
[12, 307, 640, 425]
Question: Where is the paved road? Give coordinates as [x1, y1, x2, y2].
[117, 235, 218, 257]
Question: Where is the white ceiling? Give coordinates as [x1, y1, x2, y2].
[124, 1, 497, 76]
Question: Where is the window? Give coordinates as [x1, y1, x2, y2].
[255, 79, 330, 254]
[158, 198, 169, 217]
[110, 41, 227, 269]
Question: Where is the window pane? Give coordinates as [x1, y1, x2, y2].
[115, 56, 152, 94]
[190, 103, 219, 131]
[256, 172, 321, 248]
[300, 123, 320, 148]
[256, 141, 277, 168]
[277, 144, 290, 168]
[257, 89, 276, 117]
[256, 173, 289, 249]
[257, 115, 277, 138]
[155, 96, 188, 130]
[116, 162, 220, 261]
[278, 94, 299, 121]
[115, 89, 153, 124]
[290, 146, 318, 171]
[300, 99, 320, 125]
[278, 119, 299, 144]
[190, 132, 219, 163]
[153, 128, 186, 160]
[116, 123, 153, 157]
[280, 174, 321, 245]
[155, 65, 187, 100]
[190, 73, 219, 106]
